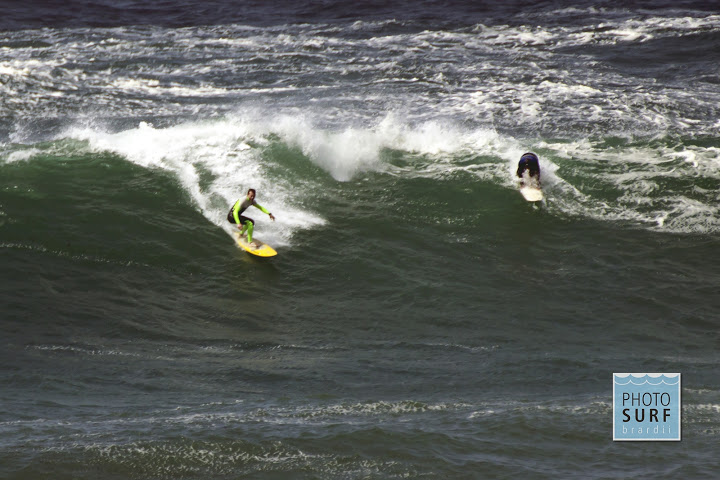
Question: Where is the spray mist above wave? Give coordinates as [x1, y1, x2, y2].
[268, 112, 509, 181]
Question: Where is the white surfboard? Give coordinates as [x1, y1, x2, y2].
[520, 185, 543, 202]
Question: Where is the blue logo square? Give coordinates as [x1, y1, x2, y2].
[613, 373, 681, 441]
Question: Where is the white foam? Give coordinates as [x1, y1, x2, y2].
[539, 81, 603, 98]
[534, 139, 720, 233]
[3, 148, 42, 163]
[64, 118, 326, 247]
[603, 28, 651, 43]
[107, 77, 231, 98]
[251, 112, 503, 181]
[28, 344, 139, 357]
[0, 58, 60, 79]
[470, 14, 720, 50]
[1, 14, 717, 141]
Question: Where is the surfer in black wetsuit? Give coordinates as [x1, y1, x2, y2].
[517, 152, 541, 186]
[227, 189, 275, 247]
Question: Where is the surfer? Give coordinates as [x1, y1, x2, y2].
[517, 152, 541, 186]
[227, 189, 275, 247]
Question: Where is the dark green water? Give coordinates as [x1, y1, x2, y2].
[2, 136, 718, 478]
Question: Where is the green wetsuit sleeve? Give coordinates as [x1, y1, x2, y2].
[253, 202, 270, 215]
[232, 200, 242, 224]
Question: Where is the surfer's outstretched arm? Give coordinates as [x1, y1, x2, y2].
[254, 203, 275, 221]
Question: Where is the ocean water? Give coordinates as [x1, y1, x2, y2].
[1, 1, 719, 478]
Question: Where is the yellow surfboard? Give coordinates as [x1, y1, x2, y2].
[234, 232, 277, 257]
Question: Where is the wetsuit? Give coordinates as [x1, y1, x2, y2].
[517, 152, 540, 183]
[227, 197, 271, 243]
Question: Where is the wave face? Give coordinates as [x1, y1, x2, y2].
[1, 2, 719, 479]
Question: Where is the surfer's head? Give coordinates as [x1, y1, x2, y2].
[247, 188, 256, 201]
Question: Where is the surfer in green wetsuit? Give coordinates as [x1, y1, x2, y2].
[227, 189, 275, 247]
